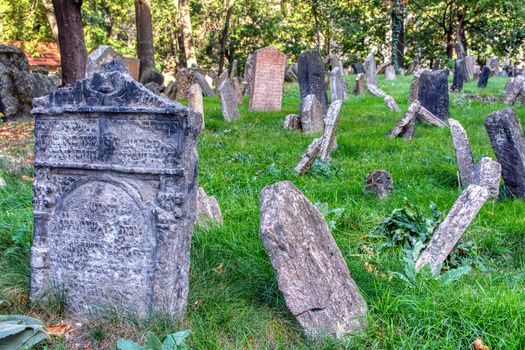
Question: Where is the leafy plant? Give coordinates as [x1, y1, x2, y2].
[117, 330, 190, 350]
[0, 315, 49, 349]
[315, 202, 345, 230]
[310, 159, 341, 178]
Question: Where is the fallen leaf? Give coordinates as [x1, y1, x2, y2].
[364, 262, 376, 272]
[46, 323, 72, 337]
[213, 263, 225, 274]
[21, 175, 33, 182]
[473, 338, 489, 350]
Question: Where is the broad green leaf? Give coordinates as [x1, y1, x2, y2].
[145, 331, 163, 350]
[117, 338, 145, 350]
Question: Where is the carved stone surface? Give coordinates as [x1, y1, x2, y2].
[284, 114, 301, 131]
[353, 73, 365, 95]
[389, 100, 447, 139]
[449, 119, 476, 186]
[249, 47, 287, 111]
[259, 181, 367, 336]
[478, 157, 501, 199]
[364, 52, 377, 86]
[196, 187, 223, 229]
[417, 70, 449, 120]
[188, 83, 204, 131]
[384, 95, 400, 112]
[384, 66, 396, 81]
[294, 138, 321, 175]
[485, 108, 525, 199]
[478, 66, 491, 88]
[504, 75, 524, 105]
[298, 50, 328, 113]
[218, 79, 240, 122]
[330, 67, 347, 102]
[415, 185, 490, 273]
[30, 61, 201, 318]
[300, 94, 324, 133]
[319, 100, 343, 161]
[363, 170, 393, 199]
[85, 45, 126, 79]
[451, 59, 464, 92]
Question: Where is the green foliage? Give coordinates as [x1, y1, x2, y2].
[0, 315, 49, 349]
[117, 330, 190, 350]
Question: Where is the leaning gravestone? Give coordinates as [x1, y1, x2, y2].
[85, 45, 126, 79]
[259, 181, 367, 337]
[478, 66, 491, 88]
[188, 83, 204, 131]
[249, 47, 287, 111]
[485, 109, 525, 199]
[194, 72, 215, 96]
[417, 70, 449, 120]
[330, 67, 347, 102]
[218, 79, 240, 121]
[451, 59, 464, 92]
[300, 94, 324, 133]
[364, 52, 377, 86]
[298, 50, 328, 113]
[30, 61, 201, 317]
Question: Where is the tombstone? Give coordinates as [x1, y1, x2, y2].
[384, 66, 396, 81]
[377, 60, 391, 74]
[243, 53, 255, 96]
[145, 82, 160, 94]
[485, 109, 525, 199]
[454, 41, 470, 81]
[194, 72, 215, 96]
[231, 77, 244, 104]
[451, 59, 464, 92]
[405, 54, 420, 75]
[259, 181, 367, 336]
[417, 70, 449, 120]
[490, 57, 500, 76]
[218, 79, 240, 121]
[294, 138, 322, 175]
[196, 187, 223, 229]
[123, 57, 141, 81]
[415, 185, 490, 273]
[504, 75, 525, 105]
[330, 67, 347, 101]
[478, 157, 502, 200]
[353, 73, 365, 95]
[229, 59, 238, 78]
[85, 46, 127, 79]
[351, 62, 365, 74]
[363, 170, 393, 199]
[364, 52, 377, 86]
[300, 94, 324, 133]
[408, 71, 422, 104]
[30, 62, 201, 317]
[249, 47, 287, 111]
[298, 50, 328, 113]
[174, 68, 192, 99]
[285, 64, 299, 82]
[284, 114, 301, 131]
[319, 100, 343, 161]
[384, 95, 400, 112]
[464, 56, 476, 78]
[478, 66, 491, 88]
[188, 83, 204, 131]
[432, 58, 441, 71]
[472, 65, 481, 80]
[449, 119, 477, 187]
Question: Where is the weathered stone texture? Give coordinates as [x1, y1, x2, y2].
[249, 47, 287, 111]
[259, 181, 367, 336]
[294, 138, 322, 175]
[449, 119, 476, 186]
[353, 73, 365, 95]
[319, 100, 343, 160]
[300, 94, 324, 133]
[298, 50, 328, 113]
[364, 52, 377, 86]
[85, 45, 126, 79]
[330, 67, 347, 102]
[384, 66, 396, 81]
[196, 187, 223, 228]
[417, 70, 449, 120]
[478, 66, 491, 88]
[384, 95, 400, 112]
[284, 114, 301, 131]
[363, 170, 393, 199]
[218, 79, 241, 121]
[30, 62, 201, 318]
[188, 83, 204, 131]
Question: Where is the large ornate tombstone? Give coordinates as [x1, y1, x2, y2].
[417, 70, 449, 120]
[248, 46, 287, 111]
[30, 62, 201, 318]
[298, 50, 328, 113]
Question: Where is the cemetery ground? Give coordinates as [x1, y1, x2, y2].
[0, 75, 524, 349]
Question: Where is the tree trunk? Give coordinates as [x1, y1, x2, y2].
[446, 0, 455, 58]
[457, 9, 467, 53]
[43, 0, 59, 43]
[135, 0, 157, 83]
[218, 1, 234, 76]
[175, 0, 197, 68]
[391, 0, 404, 71]
[52, 0, 87, 85]
[311, 0, 321, 54]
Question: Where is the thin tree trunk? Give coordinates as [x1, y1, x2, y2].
[135, 0, 157, 83]
[311, 0, 321, 54]
[457, 9, 467, 53]
[42, 0, 59, 43]
[218, 1, 234, 76]
[446, 0, 455, 58]
[175, 0, 197, 68]
[391, 0, 404, 71]
[52, 0, 87, 85]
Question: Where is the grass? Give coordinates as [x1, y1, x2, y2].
[1, 74, 524, 349]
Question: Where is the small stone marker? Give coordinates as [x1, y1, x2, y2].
[389, 100, 447, 139]
[196, 187, 223, 229]
[449, 119, 477, 186]
[485, 108, 525, 199]
[30, 62, 201, 317]
[218, 79, 240, 122]
[477, 66, 491, 88]
[417, 69, 450, 120]
[353, 73, 365, 95]
[294, 138, 322, 175]
[259, 181, 367, 336]
[330, 67, 347, 101]
[319, 100, 343, 161]
[415, 185, 490, 273]
[451, 59, 464, 92]
[384, 66, 396, 81]
[384, 95, 401, 112]
[363, 170, 393, 199]
[300, 94, 324, 133]
[188, 83, 204, 131]
[249, 46, 287, 111]
[85, 45, 126, 79]
[284, 114, 301, 131]
[364, 52, 377, 86]
[298, 50, 328, 113]
[504, 75, 525, 105]
[478, 157, 502, 199]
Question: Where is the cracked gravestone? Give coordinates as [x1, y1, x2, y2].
[30, 61, 201, 318]
[298, 50, 328, 113]
[300, 94, 324, 133]
[249, 46, 287, 111]
[218, 79, 240, 121]
[259, 181, 367, 337]
[417, 70, 449, 120]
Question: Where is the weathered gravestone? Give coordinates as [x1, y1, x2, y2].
[384, 66, 396, 81]
[319, 100, 343, 160]
[259, 181, 367, 337]
[417, 70, 449, 120]
[194, 72, 215, 96]
[298, 50, 328, 113]
[300, 94, 324, 133]
[249, 47, 287, 111]
[451, 59, 464, 92]
[243, 53, 255, 96]
[353, 73, 365, 95]
[363, 170, 393, 200]
[86, 45, 126, 79]
[196, 187, 223, 229]
[478, 66, 491, 88]
[364, 52, 377, 86]
[284, 114, 301, 131]
[218, 79, 240, 121]
[485, 109, 525, 199]
[294, 138, 322, 175]
[330, 67, 347, 101]
[188, 83, 204, 131]
[30, 62, 201, 317]
[465, 56, 476, 78]
[175, 68, 192, 100]
[351, 62, 365, 75]
[504, 75, 525, 105]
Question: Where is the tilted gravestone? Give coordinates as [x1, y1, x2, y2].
[353, 73, 365, 95]
[364, 52, 377, 86]
[218, 79, 240, 121]
[478, 66, 491, 88]
[249, 47, 287, 111]
[417, 70, 449, 120]
[298, 50, 328, 113]
[30, 62, 201, 317]
[259, 181, 367, 337]
[485, 109, 525, 199]
[188, 83, 204, 131]
[451, 59, 464, 92]
[300, 94, 324, 133]
[330, 67, 347, 101]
